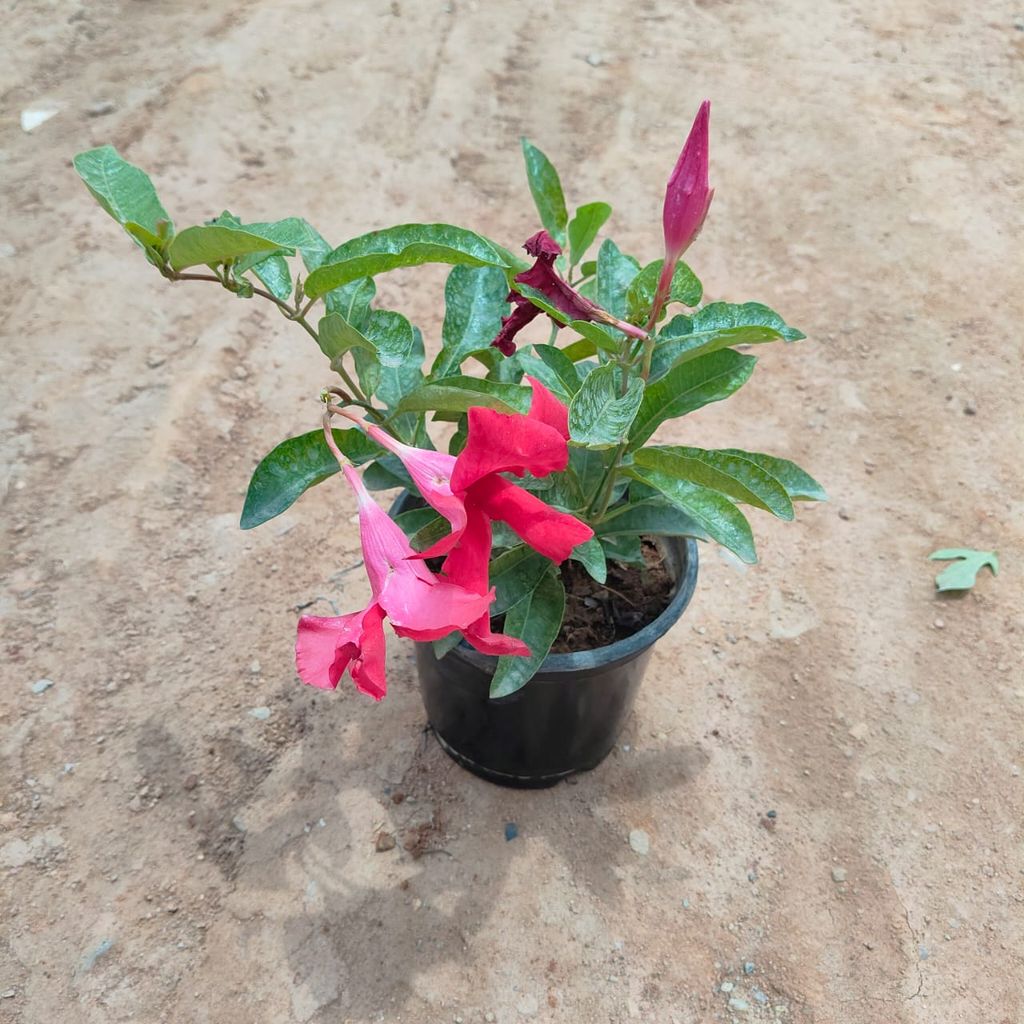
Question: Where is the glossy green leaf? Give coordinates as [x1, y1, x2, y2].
[596, 498, 710, 540]
[569, 365, 644, 449]
[490, 568, 565, 698]
[394, 506, 441, 539]
[562, 338, 598, 362]
[362, 456, 412, 491]
[716, 449, 826, 502]
[317, 312, 376, 362]
[365, 309, 416, 368]
[304, 224, 511, 299]
[397, 376, 532, 416]
[325, 277, 375, 328]
[521, 139, 569, 242]
[929, 548, 999, 592]
[628, 349, 757, 448]
[596, 239, 640, 319]
[490, 547, 551, 616]
[650, 302, 804, 380]
[568, 202, 612, 268]
[73, 146, 173, 236]
[569, 320, 623, 354]
[517, 343, 582, 402]
[432, 265, 509, 377]
[240, 428, 382, 529]
[626, 259, 702, 322]
[571, 536, 607, 583]
[636, 447, 794, 520]
[580, 260, 598, 278]
[167, 225, 286, 271]
[248, 253, 292, 300]
[627, 465, 756, 564]
[600, 533, 643, 564]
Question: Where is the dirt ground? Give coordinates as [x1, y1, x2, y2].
[2, 1, 1022, 1022]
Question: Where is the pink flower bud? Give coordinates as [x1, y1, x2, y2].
[662, 100, 714, 262]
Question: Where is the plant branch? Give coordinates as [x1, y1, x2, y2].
[164, 265, 384, 422]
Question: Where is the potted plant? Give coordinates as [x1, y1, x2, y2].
[74, 100, 824, 787]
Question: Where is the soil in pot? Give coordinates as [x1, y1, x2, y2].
[551, 539, 674, 653]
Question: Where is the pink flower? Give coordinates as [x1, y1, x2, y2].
[491, 231, 647, 355]
[333, 379, 594, 658]
[651, 100, 714, 325]
[295, 465, 497, 698]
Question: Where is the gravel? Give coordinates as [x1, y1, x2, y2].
[31, 679, 54, 694]
[628, 829, 650, 855]
[832, 866, 848, 883]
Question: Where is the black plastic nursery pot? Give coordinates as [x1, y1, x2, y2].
[393, 494, 700, 788]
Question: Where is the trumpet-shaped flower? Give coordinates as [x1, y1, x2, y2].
[295, 465, 498, 698]
[491, 232, 647, 355]
[332, 378, 593, 658]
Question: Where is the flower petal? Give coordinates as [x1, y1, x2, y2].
[295, 608, 369, 690]
[379, 564, 494, 637]
[350, 602, 388, 701]
[491, 292, 544, 357]
[450, 407, 569, 493]
[524, 374, 570, 440]
[663, 100, 713, 260]
[468, 474, 594, 563]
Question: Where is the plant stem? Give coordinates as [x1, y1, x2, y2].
[166, 267, 386, 425]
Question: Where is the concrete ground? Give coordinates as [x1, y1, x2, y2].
[2, 1, 1022, 1022]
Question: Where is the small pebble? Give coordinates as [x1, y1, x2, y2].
[963, 401, 976, 416]
[628, 829, 650, 855]
[933, 618, 945, 630]
[248, 706, 271, 721]
[832, 866, 848, 883]
[766, 809, 777, 819]
[720, 981, 734, 993]
[249, 659, 261, 675]
[918, 945, 929, 960]
[85, 100, 116, 117]
[31, 678, 54, 694]
[183, 773, 199, 791]
[0, 989, 15, 998]
[374, 832, 396, 852]
[504, 822, 519, 841]
[21, 107, 59, 132]
[752, 988, 769, 1004]
[743, 961, 755, 975]
[728, 997, 750, 1012]
[585, 52, 604, 66]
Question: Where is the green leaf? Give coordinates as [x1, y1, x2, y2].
[569, 320, 623, 355]
[248, 253, 292, 300]
[167, 225, 286, 271]
[325, 277, 376, 328]
[240, 428, 382, 529]
[626, 259, 702, 322]
[635, 447, 794, 520]
[432, 265, 509, 378]
[571, 536, 607, 584]
[397, 376, 532, 416]
[596, 239, 641, 319]
[304, 224, 511, 299]
[317, 311, 376, 362]
[628, 349, 757, 448]
[562, 338, 598, 362]
[650, 302, 804, 380]
[596, 498, 710, 540]
[490, 547, 551, 616]
[716, 449, 826, 502]
[570, 447, 607, 503]
[73, 146, 173, 237]
[364, 309, 416, 368]
[517, 343, 582, 402]
[567, 202, 612, 268]
[433, 632, 464, 659]
[394, 506, 441, 539]
[569, 365, 644, 449]
[627, 465, 756, 564]
[520, 139, 569, 243]
[929, 548, 999, 592]
[580, 260, 598, 278]
[490, 568, 565, 698]
[600, 533, 643, 564]
[362, 457, 412, 491]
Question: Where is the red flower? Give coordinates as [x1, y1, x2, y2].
[295, 465, 498, 698]
[491, 231, 647, 355]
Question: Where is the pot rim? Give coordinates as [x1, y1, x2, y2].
[390, 491, 700, 678]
